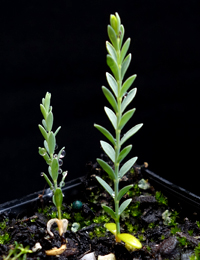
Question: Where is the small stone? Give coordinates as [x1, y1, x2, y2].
[32, 242, 42, 252]
[157, 236, 178, 255]
[98, 253, 116, 260]
[80, 252, 96, 260]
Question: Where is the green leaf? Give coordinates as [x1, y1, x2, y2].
[117, 185, 133, 201]
[94, 124, 116, 146]
[120, 75, 137, 98]
[44, 140, 49, 154]
[107, 25, 118, 50]
[118, 108, 136, 130]
[119, 199, 132, 216]
[117, 145, 132, 163]
[42, 173, 54, 190]
[102, 86, 118, 113]
[44, 92, 51, 111]
[120, 38, 130, 63]
[48, 132, 55, 155]
[121, 54, 131, 80]
[100, 140, 115, 163]
[42, 119, 47, 130]
[96, 176, 114, 198]
[119, 24, 124, 49]
[38, 124, 48, 140]
[46, 111, 53, 132]
[51, 158, 59, 181]
[97, 158, 116, 180]
[107, 55, 120, 81]
[102, 205, 116, 220]
[53, 188, 63, 208]
[38, 147, 46, 156]
[55, 126, 61, 136]
[106, 41, 117, 63]
[104, 107, 117, 129]
[115, 12, 121, 33]
[106, 72, 118, 98]
[120, 123, 143, 145]
[121, 88, 137, 113]
[40, 104, 47, 120]
[119, 157, 138, 179]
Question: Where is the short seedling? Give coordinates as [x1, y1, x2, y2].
[3, 241, 32, 260]
[38, 92, 68, 255]
[94, 13, 143, 250]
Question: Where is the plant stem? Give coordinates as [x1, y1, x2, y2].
[114, 37, 122, 237]
[57, 206, 62, 220]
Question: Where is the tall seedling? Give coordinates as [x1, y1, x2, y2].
[94, 13, 143, 240]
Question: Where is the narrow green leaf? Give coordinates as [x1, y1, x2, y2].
[106, 72, 118, 98]
[51, 158, 59, 181]
[40, 104, 47, 120]
[55, 126, 61, 136]
[120, 75, 137, 98]
[119, 24, 124, 49]
[120, 123, 143, 145]
[44, 92, 51, 112]
[96, 176, 114, 198]
[106, 41, 117, 63]
[119, 157, 138, 179]
[97, 158, 116, 180]
[42, 97, 45, 106]
[121, 88, 137, 113]
[117, 185, 133, 201]
[48, 132, 55, 155]
[100, 140, 115, 163]
[102, 205, 116, 220]
[121, 54, 131, 80]
[119, 198, 132, 216]
[46, 111, 53, 132]
[117, 145, 132, 163]
[94, 124, 116, 146]
[107, 25, 118, 50]
[53, 188, 63, 208]
[118, 108, 136, 130]
[44, 140, 49, 154]
[115, 12, 121, 33]
[102, 86, 118, 113]
[42, 119, 47, 130]
[42, 173, 53, 190]
[104, 107, 117, 129]
[107, 55, 120, 81]
[120, 38, 130, 63]
[38, 124, 48, 141]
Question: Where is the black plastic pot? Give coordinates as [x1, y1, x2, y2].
[1, 169, 200, 219]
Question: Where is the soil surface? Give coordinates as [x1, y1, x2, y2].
[0, 156, 200, 259]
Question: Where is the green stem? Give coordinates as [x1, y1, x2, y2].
[114, 37, 122, 236]
[57, 206, 62, 220]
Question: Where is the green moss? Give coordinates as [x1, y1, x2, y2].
[170, 226, 181, 235]
[155, 191, 168, 206]
[0, 232, 11, 244]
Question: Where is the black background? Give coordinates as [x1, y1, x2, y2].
[0, 0, 199, 204]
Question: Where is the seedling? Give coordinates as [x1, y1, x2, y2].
[94, 12, 142, 250]
[3, 241, 32, 260]
[38, 92, 68, 255]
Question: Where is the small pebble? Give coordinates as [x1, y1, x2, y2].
[80, 252, 96, 260]
[98, 253, 116, 260]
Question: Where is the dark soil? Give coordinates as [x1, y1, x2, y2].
[0, 157, 200, 259]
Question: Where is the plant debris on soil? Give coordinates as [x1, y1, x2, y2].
[1, 155, 200, 259]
